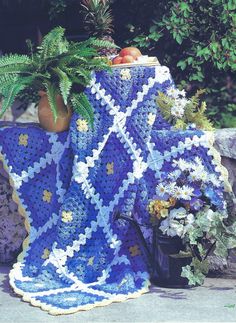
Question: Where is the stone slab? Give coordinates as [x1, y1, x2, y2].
[0, 264, 236, 322]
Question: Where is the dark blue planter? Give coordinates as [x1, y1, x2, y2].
[151, 233, 192, 288]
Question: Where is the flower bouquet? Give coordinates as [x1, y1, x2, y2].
[148, 156, 236, 286]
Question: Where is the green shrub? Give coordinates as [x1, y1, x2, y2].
[113, 0, 236, 128]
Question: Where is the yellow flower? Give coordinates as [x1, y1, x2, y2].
[61, 210, 73, 223]
[87, 256, 95, 266]
[42, 190, 52, 203]
[77, 119, 88, 132]
[129, 245, 141, 257]
[148, 199, 174, 219]
[106, 162, 114, 175]
[41, 248, 50, 260]
[160, 208, 169, 219]
[18, 134, 28, 147]
[147, 113, 156, 126]
[120, 69, 132, 80]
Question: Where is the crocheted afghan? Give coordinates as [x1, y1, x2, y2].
[0, 66, 228, 315]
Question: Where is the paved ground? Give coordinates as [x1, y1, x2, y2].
[0, 264, 236, 323]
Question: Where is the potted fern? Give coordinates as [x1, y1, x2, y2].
[0, 26, 116, 132]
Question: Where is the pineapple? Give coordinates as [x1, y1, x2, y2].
[81, 0, 118, 57]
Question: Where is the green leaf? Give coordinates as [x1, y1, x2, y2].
[177, 60, 187, 70]
[0, 81, 27, 118]
[196, 47, 211, 59]
[83, 37, 119, 50]
[0, 74, 19, 93]
[189, 71, 204, 82]
[210, 42, 219, 53]
[38, 26, 68, 60]
[44, 82, 58, 122]
[180, 2, 190, 12]
[70, 93, 94, 127]
[228, 0, 236, 11]
[0, 54, 31, 74]
[54, 68, 72, 105]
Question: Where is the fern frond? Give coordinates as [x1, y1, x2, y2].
[0, 74, 19, 93]
[190, 89, 206, 108]
[156, 91, 173, 121]
[0, 81, 27, 118]
[0, 54, 31, 68]
[75, 69, 91, 83]
[184, 102, 196, 120]
[190, 112, 214, 130]
[44, 82, 58, 122]
[174, 119, 187, 130]
[67, 44, 97, 58]
[199, 101, 207, 113]
[70, 93, 94, 127]
[81, 37, 119, 50]
[85, 57, 111, 70]
[38, 27, 68, 60]
[53, 68, 72, 105]
[0, 54, 31, 74]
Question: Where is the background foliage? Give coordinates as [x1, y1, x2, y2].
[111, 0, 236, 128]
[0, 0, 235, 128]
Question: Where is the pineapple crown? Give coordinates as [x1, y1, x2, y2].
[81, 0, 114, 37]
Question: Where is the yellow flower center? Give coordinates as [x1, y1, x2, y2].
[18, 134, 28, 147]
[41, 248, 50, 260]
[42, 190, 52, 203]
[106, 162, 114, 175]
[87, 256, 95, 266]
[77, 119, 88, 132]
[61, 210, 73, 223]
[120, 69, 132, 80]
[129, 245, 141, 257]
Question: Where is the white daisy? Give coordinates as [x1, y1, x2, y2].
[172, 158, 192, 171]
[167, 182, 177, 195]
[167, 87, 179, 98]
[171, 105, 185, 118]
[167, 169, 181, 181]
[172, 186, 183, 199]
[156, 183, 168, 197]
[199, 171, 209, 182]
[177, 97, 189, 108]
[167, 87, 186, 99]
[180, 185, 194, 200]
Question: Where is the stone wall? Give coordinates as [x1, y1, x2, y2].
[214, 129, 236, 196]
[214, 129, 236, 223]
[0, 128, 235, 263]
[0, 161, 27, 263]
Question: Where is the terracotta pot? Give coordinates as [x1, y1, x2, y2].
[38, 91, 72, 132]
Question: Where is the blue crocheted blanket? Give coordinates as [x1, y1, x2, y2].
[0, 66, 227, 315]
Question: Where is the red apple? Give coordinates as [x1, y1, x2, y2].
[112, 56, 123, 65]
[119, 47, 142, 60]
[121, 55, 135, 64]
